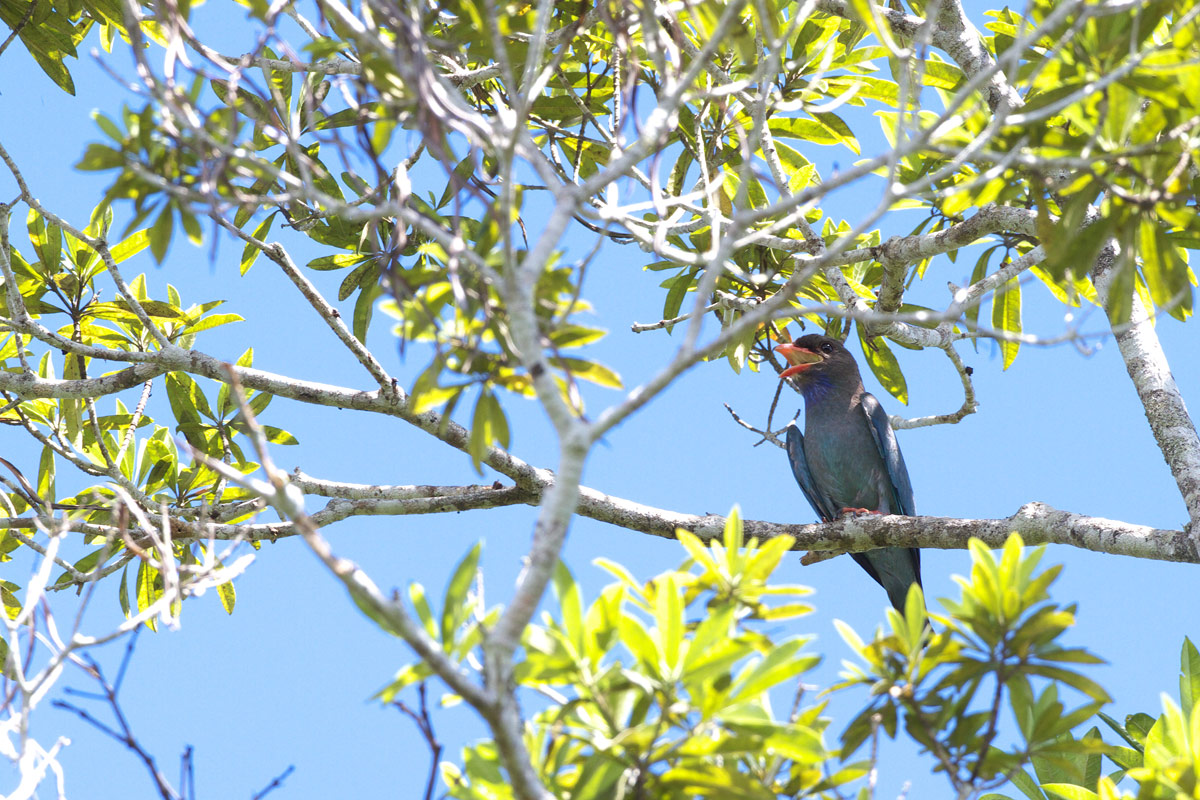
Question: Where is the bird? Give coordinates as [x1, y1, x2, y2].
[775, 333, 921, 611]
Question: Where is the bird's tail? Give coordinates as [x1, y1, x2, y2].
[856, 546, 923, 612]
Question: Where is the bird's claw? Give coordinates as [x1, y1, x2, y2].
[837, 507, 881, 518]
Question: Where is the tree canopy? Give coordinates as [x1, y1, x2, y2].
[2, 0, 1200, 798]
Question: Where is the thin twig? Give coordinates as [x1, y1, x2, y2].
[394, 683, 444, 800]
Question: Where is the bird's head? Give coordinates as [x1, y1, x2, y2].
[774, 334, 860, 383]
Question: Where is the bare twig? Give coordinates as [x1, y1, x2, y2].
[393, 683, 443, 800]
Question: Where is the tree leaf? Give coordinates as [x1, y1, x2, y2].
[440, 541, 481, 646]
[550, 357, 622, 389]
[241, 213, 276, 274]
[1042, 784, 1098, 800]
[551, 560, 584, 657]
[857, 325, 908, 404]
[353, 283, 383, 343]
[1181, 637, 1200, 713]
[110, 228, 150, 263]
[653, 572, 683, 674]
[135, 559, 161, 632]
[570, 755, 626, 800]
[991, 274, 1022, 370]
[148, 205, 173, 264]
[217, 577, 236, 614]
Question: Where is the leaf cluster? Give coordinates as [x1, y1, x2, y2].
[377, 525, 1183, 800]
[387, 511, 851, 800]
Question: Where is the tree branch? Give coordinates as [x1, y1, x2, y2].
[1091, 242, 1200, 531]
[584, 501, 1199, 565]
[84, 477, 1194, 566]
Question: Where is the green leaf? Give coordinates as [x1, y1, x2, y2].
[1140, 217, 1192, 321]
[833, 618, 865, 654]
[857, 326, 908, 404]
[769, 114, 859, 153]
[408, 582, 437, 640]
[921, 58, 966, 90]
[440, 542, 481, 646]
[618, 611, 661, 673]
[1102, 745, 1142, 770]
[338, 261, 379, 302]
[903, 583, 926, 642]
[1008, 767, 1049, 800]
[682, 604, 736, 676]
[1042, 784, 1098, 800]
[241, 213, 276, 274]
[165, 372, 213, 427]
[27, 208, 62, 270]
[1124, 713, 1156, 744]
[1, 584, 22, 620]
[770, 141, 817, 193]
[548, 324, 607, 349]
[217, 577, 236, 614]
[660, 270, 694, 331]
[764, 725, 825, 763]
[550, 357, 622, 389]
[211, 78, 274, 123]
[110, 229, 150, 263]
[1181, 637, 1200, 712]
[180, 312, 244, 336]
[991, 274, 1022, 370]
[149, 206, 174, 264]
[37, 445, 55, 506]
[571, 755, 626, 800]
[119, 565, 131, 618]
[135, 559, 161, 632]
[178, 209, 202, 245]
[1104, 247, 1137, 325]
[353, 282, 383, 343]
[729, 638, 815, 702]
[261, 47, 293, 117]
[1029, 665, 1111, 704]
[75, 143, 124, 171]
[966, 245, 999, 346]
[658, 764, 775, 800]
[653, 573, 683, 674]
[51, 547, 109, 590]
[723, 505, 743, 554]
[468, 389, 495, 473]
[307, 253, 368, 271]
[218, 348, 255, 415]
[552, 560, 585, 657]
[677, 528, 721, 577]
[260, 425, 299, 445]
[375, 663, 434, 703]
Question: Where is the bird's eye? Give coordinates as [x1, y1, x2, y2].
[820, 342, 833, 354]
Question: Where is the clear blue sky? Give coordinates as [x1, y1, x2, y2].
[2, 7, 1198, 799]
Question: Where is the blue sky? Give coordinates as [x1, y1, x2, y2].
[2, 7, 1199, 799]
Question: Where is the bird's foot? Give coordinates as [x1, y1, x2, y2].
[837, 507, 882, 518]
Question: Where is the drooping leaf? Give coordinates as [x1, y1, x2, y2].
[991, 274, 1022, 370]
[857, 325, 908, 404]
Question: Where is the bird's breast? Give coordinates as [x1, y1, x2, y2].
[803, 421, 891, 513]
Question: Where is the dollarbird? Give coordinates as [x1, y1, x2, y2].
[775, 334, 921, 611]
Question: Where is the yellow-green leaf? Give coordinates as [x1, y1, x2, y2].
[857, 326, 908, 404]
[991, 275, 1022, 370]
[218, 578, 236, 614]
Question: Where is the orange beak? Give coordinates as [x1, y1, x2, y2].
[775, 342, 821, 379]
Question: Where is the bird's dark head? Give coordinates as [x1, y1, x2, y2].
[774, 334, 861, 385]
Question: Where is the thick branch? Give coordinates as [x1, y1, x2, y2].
[876, 206, 1037, 313]
[87, 478, 1196, 566]
[0, 364, 165, 400]
[1092, 244, 1200, 530]
[814, 0, 1023, 112]
[582, 501, 1198, 565]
